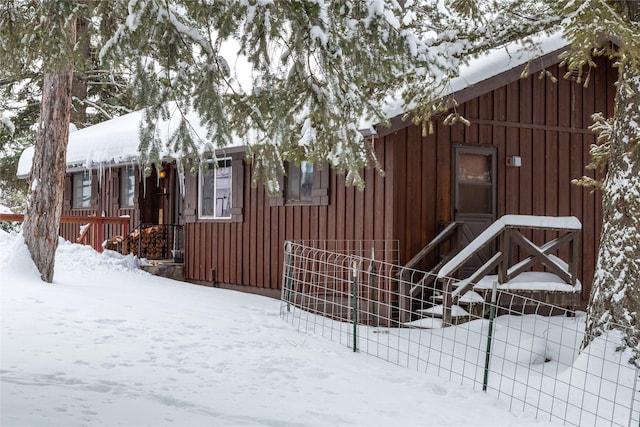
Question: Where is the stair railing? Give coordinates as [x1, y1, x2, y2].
[398, 221, 464, 295]
[436, 215, 581, 325]
[397, 221, 463, 322]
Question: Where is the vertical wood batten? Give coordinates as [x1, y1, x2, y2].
[373, 139, 386, 244]
[423, 128, 437, 268]
[256, 182, 265, 287]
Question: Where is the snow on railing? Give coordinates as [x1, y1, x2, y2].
[437, 215, 581, 279]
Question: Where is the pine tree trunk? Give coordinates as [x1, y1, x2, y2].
[584, 63, 640, 364]
[70, 1, 90, 128]
[23, 66, 75, 283]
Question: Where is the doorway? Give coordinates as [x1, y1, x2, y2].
[452, 145, 497, 277]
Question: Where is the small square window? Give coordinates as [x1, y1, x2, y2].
[199, 158, 232, 219]
[120, 167, 135, 208]
[72, 172, 91, 209]
[269, 161, 328, 207]
[286, 161, 313, 203]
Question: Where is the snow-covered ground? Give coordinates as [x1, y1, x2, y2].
[0, 231, 565, 426]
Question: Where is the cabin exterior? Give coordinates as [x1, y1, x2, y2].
[15, 35, 614, 309]
[181, 45, 612, 306]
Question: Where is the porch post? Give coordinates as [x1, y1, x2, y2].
[96, 216, 103, 252]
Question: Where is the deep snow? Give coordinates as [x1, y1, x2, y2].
[0, 231, 561, 426]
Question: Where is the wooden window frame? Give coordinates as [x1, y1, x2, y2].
[269, 161, 330, 207]
[452, 144, 497, 218]
[185, 156, 243, 223]
[199, 158, 233, 220]
[285, 161, 314, 204]
[72, 171, 92, 209]
[119, 167, 136, 208]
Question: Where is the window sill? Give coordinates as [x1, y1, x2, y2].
[284, 201, 315, 206]
[198, 216, 234, 222]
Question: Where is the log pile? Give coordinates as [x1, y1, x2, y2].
[121, 226, 168, 259]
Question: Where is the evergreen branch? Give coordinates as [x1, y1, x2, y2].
[0, 72, 39, 87]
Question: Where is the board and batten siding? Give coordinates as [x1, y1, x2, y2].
[184, 57, 614, 304]
[385, 57, 614, 302]
[182, 143, 397, 295]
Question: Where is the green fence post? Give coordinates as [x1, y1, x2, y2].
[483, 280, 498, 391]
[370, 247, 377, 327]
[352, 260, 358, 353]
[284, 241, 293, 312]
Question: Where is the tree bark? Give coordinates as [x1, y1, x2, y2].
[23, 69, 75, 282]
[70, 1, 91, 128]
[584, 61, 640, 364]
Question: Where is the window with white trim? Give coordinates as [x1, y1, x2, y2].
[72, 171, 91, 209]
[199, 158, 232, 219]
[120, 167, 135, 208]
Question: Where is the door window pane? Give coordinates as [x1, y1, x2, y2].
[456, 152, 493, 214]
[458, 153, 491, 183]
[458, 183, 492, 214]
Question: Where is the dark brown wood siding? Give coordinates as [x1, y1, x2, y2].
[389, 58, 614, 302]
[182, 57, 613, 304]
[183, 144, 397, 293]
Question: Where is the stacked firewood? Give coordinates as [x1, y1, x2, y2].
[120, 226, 167, 259]
[104, 236, 123, 252]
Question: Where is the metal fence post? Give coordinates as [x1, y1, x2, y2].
[283, 241, 293, 312]
[629, 369, 640, 427]
[483, 280, 498, 392]
[442, 278, 453, 327]
[352, 259, 358, 352]
[370, 247, 377, 327]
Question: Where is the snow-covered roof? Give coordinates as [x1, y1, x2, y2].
[375, 31, 569, 124]
[17, 103, 245, 178]
[450, 32, 568, 97]
[18, 32, 569, 178]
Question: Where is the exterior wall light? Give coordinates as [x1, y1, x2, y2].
[506, 156, 522, 167]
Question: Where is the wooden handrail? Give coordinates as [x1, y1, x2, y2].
[76, 222, 93, 245]
[401, 221, 463, 273]
[1, 213, 130, 253]
[437, 215, 581, 279]
[0, 213, 130, 226]
[0, 213, 25, 222]
[397, 221, 463, 323]
[435, 214, 582, 326]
